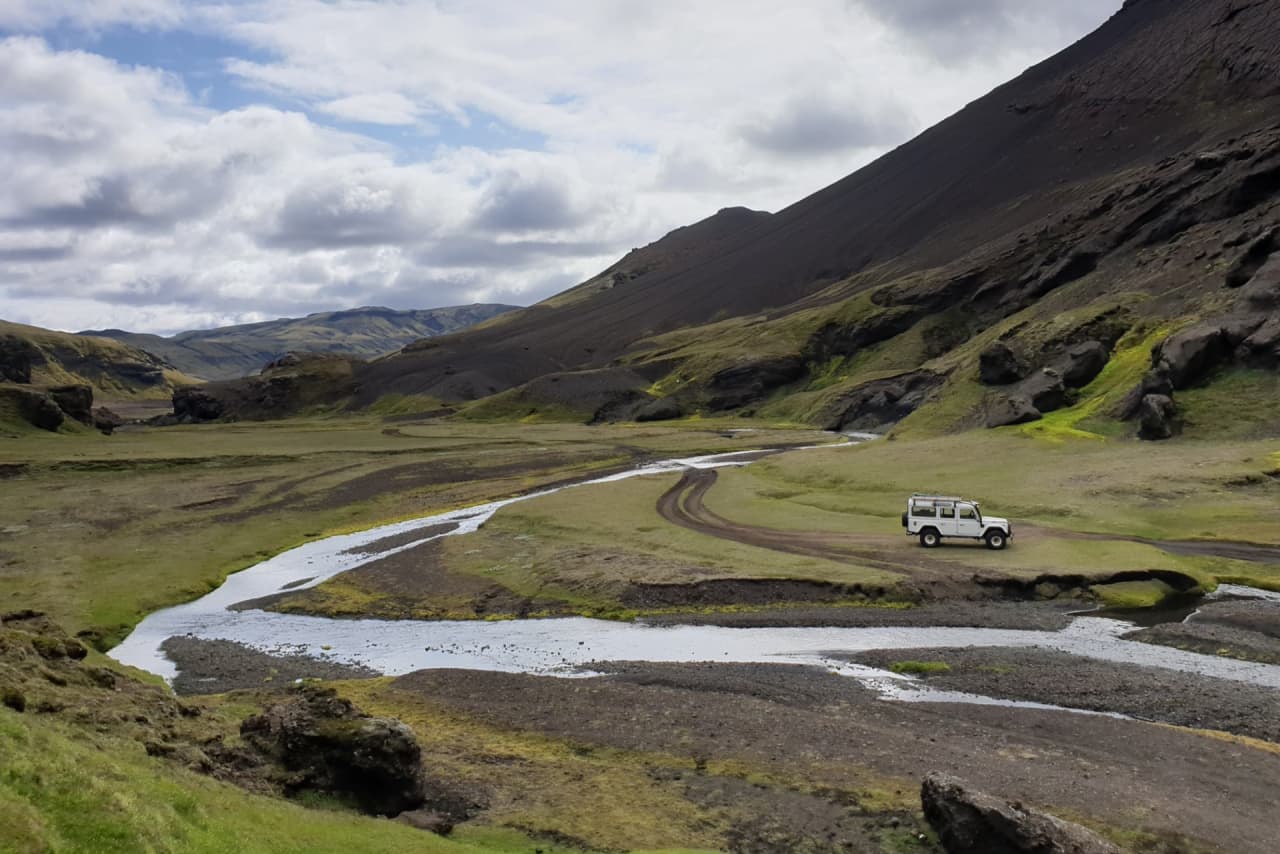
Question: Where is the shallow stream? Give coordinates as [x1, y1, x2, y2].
[110, 442, 1280, 709]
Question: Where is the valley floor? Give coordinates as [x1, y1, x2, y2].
[2, 416, 1279, 852]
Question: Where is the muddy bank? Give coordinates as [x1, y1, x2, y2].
[642, 600, 1080, 630]
[1127, 598, 1280, 665]
[162, 637, 377, 695]
[849, 646, 1280, 743]
[390, 663, 1280, 853]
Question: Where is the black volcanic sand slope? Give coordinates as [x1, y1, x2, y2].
[265, 0, 1280, 438]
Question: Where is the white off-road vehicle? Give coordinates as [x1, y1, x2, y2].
[901, 494, 1012, 550]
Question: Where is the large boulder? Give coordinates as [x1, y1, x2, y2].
[921, 772, 1122, 854]
[979, 342, 1028, 386]
[986, 395, 1042, 428]
[47, 384, 93, 424]
[1138, 393, 1179, 440]
[240, 685, 427, 817]
[1017, 368, 1069, 413]
[0, 335, 37, 384]
[172, 387, 225, 422]
[1152, 324, 1235, 389]
[92, 407, 125, 436]
[1053, 341, 1109, 389]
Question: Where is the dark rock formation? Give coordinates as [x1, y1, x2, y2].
[92, 407, 125, 435]
[979, 342, 1028, 386]
[825, 371, 944, 433]
[706, 356, 805, 411]
[240, 685, 427, 817]
[1225, 228, 1276, 289]
[47, 384, 93, 424]
[1138, 393, 1179, 440]
[986, 396, 1042, 428]
[634, 397, 684, 423]
[5, 387, 64, 431]
[0, 335, 37, 384]
[1152, 323, 1237, 388]
[1018, 368, 1069, 413]
[1053, 341, 1109, 389]
[921, 772, 1121, 854]
[172, 387, 226, 422]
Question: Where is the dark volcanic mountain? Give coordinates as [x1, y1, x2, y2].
[83, 304, 517, 381]
[194, 0, 1280, 438]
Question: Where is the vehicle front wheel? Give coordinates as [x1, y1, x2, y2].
[919, 529, 941, 548]
[985, 530, 1008, 550]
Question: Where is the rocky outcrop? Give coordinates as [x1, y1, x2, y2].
[0, 335, 37, 384]
[1, 387, 64, 431]
[979, 342, 1028, 386]
[240, 685, 427, 817]
[825, 371, 945, 432]
[706, 356, 805, 411]
[172, 387, 226, 422]
[1138, 393, 1179, 440]
[47, 385, 93, 425]
[921, 772, 1122, 854]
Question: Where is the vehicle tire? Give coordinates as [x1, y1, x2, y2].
[919, 529, 941, 548]
[901, 512, 908, 528]
[984, 530, 1008, 550]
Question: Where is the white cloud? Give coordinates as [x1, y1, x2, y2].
[0, 1, 1124, 334]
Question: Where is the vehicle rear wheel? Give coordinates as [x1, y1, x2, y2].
[985, 530, 1008, 550]
[919, 529, 941, 548]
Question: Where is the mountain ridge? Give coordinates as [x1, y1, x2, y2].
[81, 303, 519, 381]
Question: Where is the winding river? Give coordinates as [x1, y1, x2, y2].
[110, 442, 1280, 706]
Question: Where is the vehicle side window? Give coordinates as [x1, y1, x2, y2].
[959, 507, 976, 520]
[940, 507, 955, 519]
[913, 505, 935, 518]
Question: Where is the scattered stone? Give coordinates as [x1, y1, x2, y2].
[1138, 393, 1179, 440]
[979, 342, 1028, 386]
[826, 371, 944, 433]
[921, 772, 1122, 854]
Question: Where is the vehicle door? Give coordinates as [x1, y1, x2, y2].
[956, 503, 983, 538]
[935, 502, 958, 536]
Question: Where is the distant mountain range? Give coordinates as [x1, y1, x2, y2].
[176, 0, 1277, 439]
[81, 304, 518, 381]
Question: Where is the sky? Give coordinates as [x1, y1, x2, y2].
[0, 0, 1123, 335]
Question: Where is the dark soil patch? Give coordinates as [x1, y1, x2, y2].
[391, 662, 1280, 853]
[162, 636, 378, 696]
[848, 646, 1280, 743]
